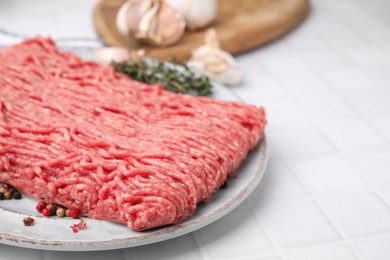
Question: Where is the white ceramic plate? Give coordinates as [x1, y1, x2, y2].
[0, 74, 268, 251]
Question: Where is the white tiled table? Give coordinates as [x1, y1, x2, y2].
[1, 0, 390, 259]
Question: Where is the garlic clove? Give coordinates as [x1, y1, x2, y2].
[135, 0, 185, 46]
[188, 29, 242, 86]
[95, 47, 129, 65]
[116, 1, 132, 36]
[94, 47, 145, 65]
[125, 0, 155, 37]
[116, 0, 185, 46]
[204, 56, 229, 74]
[165, 0, 218, 31]
[204, 27, 220, 49]
[188, 58, 242, 86]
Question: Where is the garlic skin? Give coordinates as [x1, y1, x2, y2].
[187, 29, 242, 86]
[116, 0, 185, 46]
[94, 47, 145, 65]
[165, 0, 218, 30]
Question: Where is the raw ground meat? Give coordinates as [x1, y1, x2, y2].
[0, 37, 266, 231]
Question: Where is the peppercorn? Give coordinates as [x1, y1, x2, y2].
[0, 184, 23, 201]
[13, 192, 22, 200]
[23, 217, 35, 226]
[69, 209, 80, 219]
[56, 207, 66, 218]
[42, 207, 52, 217]
[4, 191, 12, 200]
[65, 209, 71, 217]
[71, 223, 79, 233]
[50, 207, 57, 216]
[1, 183, 9, 189]
[36, 201, 47, 213]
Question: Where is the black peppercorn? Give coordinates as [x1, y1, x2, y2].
[13, 192, 22, 200]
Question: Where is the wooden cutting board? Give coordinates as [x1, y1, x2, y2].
[93, 0, 309, 61]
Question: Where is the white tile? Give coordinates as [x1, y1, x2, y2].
[343, 47, 390, 67]
[257, 97, 307, 124]
[351, 91, 390, 118]
[237, 52, 268, 75]
[327, 1, 390, 46]
[268, 122, 335, 158]
[322, 69, 376, 93]
[44, 250, 124, 260]
[322, 119, 385, 152]
[284, 30, 330, 52]
[357, 237, 390, 260]
[242, 75, 286, 99]
[351, 151, 390, 186]
[129, 235, 202, 260]
[294, 157, 366, 194]
[297, 50, 352, 70]
[0, 244, 43, 260]
[256, 201, 341, 248]
[259, 51, 309, 73]
[322, 24, 371, 51]
[249, 256, 282, 260]
[380, 189, 390, 205]
[267, 140, 283, 163]
[364, 66, 390, 93]
[250, 161, 308, 203]
[0, 0, 98, 39]
[194, 207, 273, 260]
[237, 255, 283, 260]
[310, 2, 371, 50]
[276, 71, 330, 96]
[370, 117, 390, 141]
[322, 193, 390, 238]
[296, 92, 357, 120]
[288, 245, 358, 260]
[359, 0, 390, 24]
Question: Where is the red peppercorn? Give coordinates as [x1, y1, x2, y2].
[71, 224, 79, 233]
[42, 207, 52, 217]
[69, 209, 80, 219]
[36, 201, 47, 213]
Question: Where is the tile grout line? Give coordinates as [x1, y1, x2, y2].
[188, 234, 208, 260]
[252, 210, 290, 260]
[285, 160, 367, 260]
[342, 155, 390, 211]
[232, 24, 388, 258]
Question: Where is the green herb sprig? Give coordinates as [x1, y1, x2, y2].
[112, 59, 212, 96]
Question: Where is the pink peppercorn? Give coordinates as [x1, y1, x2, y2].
[69, 209, 80, 219]
[36, 201, 47, 213]
[42, 207, 52, 217]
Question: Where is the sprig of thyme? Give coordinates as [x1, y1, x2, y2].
[112, 60, 212, 96]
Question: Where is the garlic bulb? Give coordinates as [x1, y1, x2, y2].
[187, 29, 242, 86]
[165, 0, 218, 30]
[94, 47, 145, 65]
[116, 0, 185, 46]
